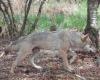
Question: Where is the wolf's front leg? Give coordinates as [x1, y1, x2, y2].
[68, 51, 78, 64]
[59, 49, 74, 73]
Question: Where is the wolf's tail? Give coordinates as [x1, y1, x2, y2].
[31, 54, 42, 69]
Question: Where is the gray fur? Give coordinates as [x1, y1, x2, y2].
[8, 30, 95, 73]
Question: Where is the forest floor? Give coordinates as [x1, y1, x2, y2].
[0, 39, 100, 80]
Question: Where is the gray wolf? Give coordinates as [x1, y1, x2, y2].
[5, 30, 95, 73]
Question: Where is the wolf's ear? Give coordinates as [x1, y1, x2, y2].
[81, 33, 89, 42]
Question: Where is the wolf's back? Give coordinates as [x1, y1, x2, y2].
[9, 30, 82, 51]
[26, 31, 62, 50]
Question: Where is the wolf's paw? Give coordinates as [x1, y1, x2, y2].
[68, 68, 75, 74]
[63, 67, 75, 74]
[10, 68, 15, 74]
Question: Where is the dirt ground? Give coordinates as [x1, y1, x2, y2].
[0, 39, 100, 80]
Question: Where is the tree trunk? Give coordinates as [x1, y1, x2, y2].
[0, 0, 18, 40]
[84, 0, 100, 49]
[19, 0, 32, 36]
[31, 0, 46, 31]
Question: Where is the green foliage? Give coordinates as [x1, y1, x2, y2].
[15, 13, 87, 33]
[12, 0, 88, 34]
[0, 16, 5, 27]
[54, 13, 65, 25]
[63, 15, 86, 31]
[37, 15, 51, 30]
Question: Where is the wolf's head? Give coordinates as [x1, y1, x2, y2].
[80, 33, 96, 53]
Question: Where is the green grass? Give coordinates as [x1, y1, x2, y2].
[10, 0, 88, 34]
[20, 13, 87, 33]
[37, 15, 51, 30]
[63, 15, 86, 31]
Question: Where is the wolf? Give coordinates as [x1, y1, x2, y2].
[5, 30, 95, 73]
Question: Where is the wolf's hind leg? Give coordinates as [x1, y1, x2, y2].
[10, 47, 32, 73]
